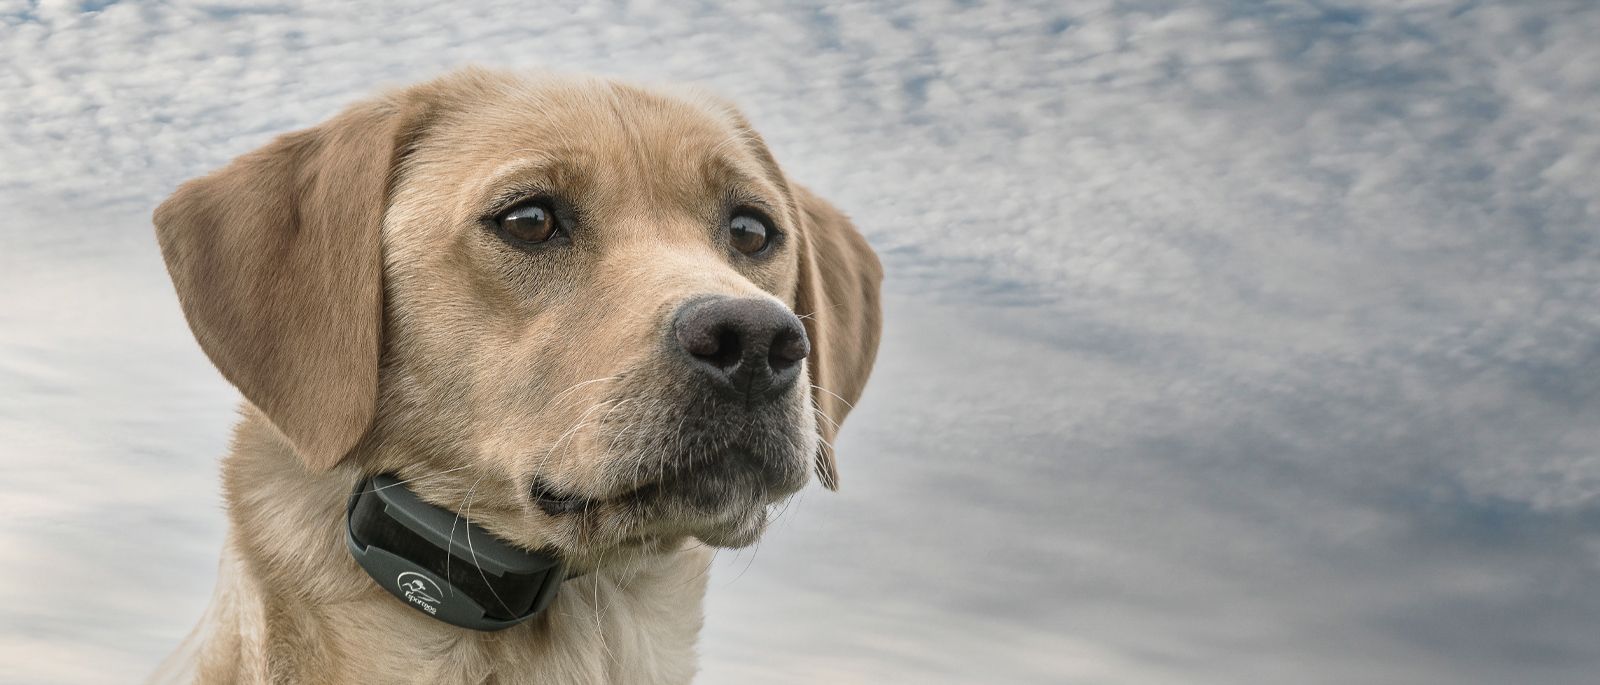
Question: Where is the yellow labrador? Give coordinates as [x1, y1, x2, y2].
[149, 68, 881, 684]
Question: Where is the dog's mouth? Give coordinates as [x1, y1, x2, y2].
[528, 384, 819, 551]
[528, 476, 656, 517]
[527, 451, 807, 550]
[528, 476, 590, 516]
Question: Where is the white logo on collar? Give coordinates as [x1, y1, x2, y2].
[396, 571, 443, 615]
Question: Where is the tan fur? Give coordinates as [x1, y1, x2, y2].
[151, 68, 882, 684]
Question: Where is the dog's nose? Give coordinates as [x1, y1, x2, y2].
[673, 296, 810, 399]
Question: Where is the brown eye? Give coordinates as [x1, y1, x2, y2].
[498, 202, 559, 244]
[729, 212, 771, 255]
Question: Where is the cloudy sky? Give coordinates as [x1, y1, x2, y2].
[3, 0, 1600, 682]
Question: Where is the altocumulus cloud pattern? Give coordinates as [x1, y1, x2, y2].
[2, 1, 1599, 683]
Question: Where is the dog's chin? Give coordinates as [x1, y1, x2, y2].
[689, 504, 771, 548]
[621, 457, 805, 548]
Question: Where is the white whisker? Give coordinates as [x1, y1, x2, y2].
[363, 463, 478, 494]
[543, 375, 622, 412]
[463, 475, 515, 618]
[445, 468, 490, 597]
[809, 383, 856, 411]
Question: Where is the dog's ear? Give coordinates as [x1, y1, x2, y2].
[793, 185, 883, 490]
[153, 97, 425, 471]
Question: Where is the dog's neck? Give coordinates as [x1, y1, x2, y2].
[183, 408, 711, 684]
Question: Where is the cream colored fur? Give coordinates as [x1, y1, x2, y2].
[150, 69, 881, 684]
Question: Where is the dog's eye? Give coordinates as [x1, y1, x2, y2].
[497, 202, 560, 244]
[728, 212, 771, 255]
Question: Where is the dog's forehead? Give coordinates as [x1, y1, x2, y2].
[483, 81, 727, 156]
[413, 77, 784, 210]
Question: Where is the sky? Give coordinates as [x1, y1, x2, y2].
[2, 0, 1599, 683]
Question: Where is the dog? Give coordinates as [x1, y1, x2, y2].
[148, 68, 882, 684]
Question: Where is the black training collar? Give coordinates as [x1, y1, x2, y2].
[345, 474, 566, 631]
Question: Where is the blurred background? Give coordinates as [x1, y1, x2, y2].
[3, 1, 1600, 683]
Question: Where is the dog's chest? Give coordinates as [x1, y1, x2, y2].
[343, 571, 709, 685]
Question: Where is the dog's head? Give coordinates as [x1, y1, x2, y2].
[153, 69, 881, 565]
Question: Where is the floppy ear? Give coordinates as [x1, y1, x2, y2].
[793, 185, 883, 490]
[153, 97, 423, 472]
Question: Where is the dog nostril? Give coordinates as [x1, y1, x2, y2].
[678, 326, 714, 356]
[706, 328, 743, 369]
[769, 328, 809, 369]
[677, 318, 745, 371]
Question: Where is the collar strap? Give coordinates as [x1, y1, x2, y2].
[345, 474, 566, 631]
